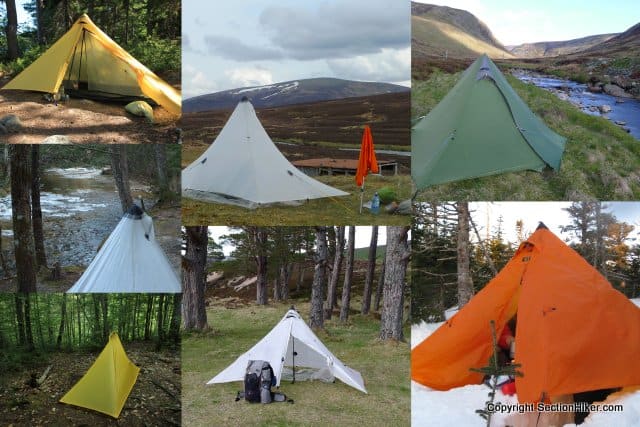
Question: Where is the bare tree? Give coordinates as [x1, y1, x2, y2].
[326, 226, 344, 319]
[309, 227, 327, 329]
[340, 226, 356, 322]
[361, 226, 378, 314]
[380, 226, 410, 341]
[251, 227, 269, 305]
[10, 145, 36, 292]
[457, 202, 474, 307]
[31, 146, 47, 268]
[373, 250, 386, 312]
[110, 145, 133, 213]
[182, 226, 208, 331]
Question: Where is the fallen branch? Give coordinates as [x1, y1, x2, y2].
[151, 379, 179, 403]
[37, 365, 52, 386]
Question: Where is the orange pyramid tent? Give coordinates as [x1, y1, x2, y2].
[412, 223, 640, 403]
[60, 332, 140, 418]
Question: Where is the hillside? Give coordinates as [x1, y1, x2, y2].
[183, 78, 409, 113]
[507, 33, 618, 58]
[582, 22, 640, 55]
[411, 2, 513, 59]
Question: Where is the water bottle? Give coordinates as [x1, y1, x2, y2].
[371, 192, 380, 215]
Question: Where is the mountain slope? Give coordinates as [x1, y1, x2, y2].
[582, 22, 640, 55]
[183, 78, 409, 113]
[507, 33, 618, 58]
[411, 2, 513, 59]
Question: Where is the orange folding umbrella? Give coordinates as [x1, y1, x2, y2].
[356, 125, 378, 213]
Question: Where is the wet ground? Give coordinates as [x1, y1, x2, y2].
[512, 70, 640, 139]
[0, 168, 181, 291]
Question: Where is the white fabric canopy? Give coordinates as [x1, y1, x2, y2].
[182, 98, 348, 207]
[207, 309, 367, 393]
[67, 206, 181, 293]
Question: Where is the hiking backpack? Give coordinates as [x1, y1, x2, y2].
[236, 360, 291, 404]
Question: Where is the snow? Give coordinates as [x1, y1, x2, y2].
[632, 298, 640, 308]
[261, 81, 299, 100]
[0, 192, 106, 219]
[411, 321, 640, 426]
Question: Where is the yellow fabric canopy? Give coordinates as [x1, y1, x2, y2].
[3, 14, 180, 115]
[59, 332, 140, 418]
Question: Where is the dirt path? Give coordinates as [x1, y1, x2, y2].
[0, 85, 179, 144]
[0, 344, 180, 426]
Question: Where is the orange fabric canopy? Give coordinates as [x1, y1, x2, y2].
[412, 225, 640, 403]
[355, 125, 378, 187]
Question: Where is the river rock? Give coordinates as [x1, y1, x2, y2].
[615, 120, 627, 126]
[603, 83, 631, 98]
[587, 84, 603, 93]
[615, 98, 625, 104]
[41, 135, 71, 144]
[598, 105, 612, 114]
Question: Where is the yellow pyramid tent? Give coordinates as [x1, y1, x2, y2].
[3, 14, 180, 115]
[60, 332, 140, 418]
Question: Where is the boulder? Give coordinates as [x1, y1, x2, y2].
[598, 105, 612, 114]
[41, 135, 71, 144]
[603, 83, 630, 98]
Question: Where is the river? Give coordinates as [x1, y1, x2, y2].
[512, 70, 640, 140]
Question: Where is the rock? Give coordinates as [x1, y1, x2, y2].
[623, 127, 631, 133]
[598, 105, 612, 114]
[557, 92, 569, 101]
[615, 120, 627, 126]
[0, 114, 22, 133]
[602, 83, 630, 98]
[588, 106, 598, 112]
[615, 98, 625, 104]
[587, 84, 603, 93]
[41, 135, 71, 144]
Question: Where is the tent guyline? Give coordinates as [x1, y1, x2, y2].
[412, 54, 566, 188]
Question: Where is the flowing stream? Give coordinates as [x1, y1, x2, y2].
[512, 70, 640, 140]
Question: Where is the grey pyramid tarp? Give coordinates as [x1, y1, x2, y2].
[182, 98, 348, 208]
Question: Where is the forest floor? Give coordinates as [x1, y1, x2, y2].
[181, 302, 410, 427]
[0, 202, 181, 292]
[0, 82, 179, 144]
[0, 342, 180, 426]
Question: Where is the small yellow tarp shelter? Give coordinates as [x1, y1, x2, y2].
[59, 332, 140, 418]
[3, 14, 180, 115]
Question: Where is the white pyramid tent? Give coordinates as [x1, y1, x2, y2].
[67, 205, 181, 293]
[182, 98, 349, 208]
[207, 309, 367, 393]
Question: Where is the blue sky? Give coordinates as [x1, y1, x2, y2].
[420, 0, 640, 45]
[182, 0, 411, 98]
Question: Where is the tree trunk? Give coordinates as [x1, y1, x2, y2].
[154, 144, 169, 199]
[4, 0, 19, 59]
[379, 226, 410, 341]
[340, 226, 356, 322]
[374, 250, 386, 312]
[169, 294, 181, 345]
[24, 294, 34, 350]
[456, 202, 474, 307]
[15, 293, 25, 346]
[361, 226, 378, 315]
[56, 294, 67, 349]
[254, 228, 268, 305]
[155, 294, 165, 350]
[110, 145, 133, 213]
[309, 227, 327, 329]
[10, 145, 37, 292]
[326, 226, 344, 319]
[182, 226, 208, 331]
[31, 146, 47, 268]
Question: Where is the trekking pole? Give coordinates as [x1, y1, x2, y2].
[292, 338, 296, 384]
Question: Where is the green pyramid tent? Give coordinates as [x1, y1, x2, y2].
[412, 54, 566, 188]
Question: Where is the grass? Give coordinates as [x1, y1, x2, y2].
[181, 174, 412, 226]
[412, 70, 640, 200]
[181, 302, 410, 427]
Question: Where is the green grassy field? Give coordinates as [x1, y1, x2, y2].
[412, 70, 640, 200]
[181, 174, 412, 226]
[181, 303, 410, 427]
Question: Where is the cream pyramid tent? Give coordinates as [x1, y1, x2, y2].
[60, 332, 140, 418]
[3, 14, 180, 115]
[207, 309, 366, 393]
[182, 98, 349, 208]
[67, 205, 180, 293]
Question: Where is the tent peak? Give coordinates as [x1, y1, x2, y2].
[536, 222, 548, 230]
[125, 205, 144, 218]
[240, 96, 249, 102]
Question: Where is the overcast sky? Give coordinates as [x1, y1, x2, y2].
[470, 202, 640, 245]
[417, 0, 640, 46]
[209, 226, 391, 257]
[182, 0, 411, 98]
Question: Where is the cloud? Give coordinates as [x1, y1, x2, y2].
[326, 47, 410, 85]
[258, 0, 410, 60]
[203, 35, 283, 61]
[224, 67, 274, 88]
[182, 65, 219, 99]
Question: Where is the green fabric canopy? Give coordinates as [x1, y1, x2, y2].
[412, 54, 566, 189]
